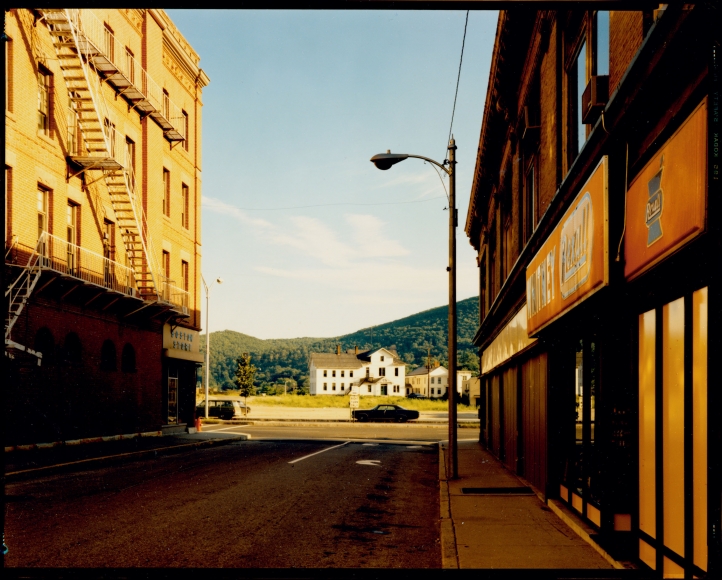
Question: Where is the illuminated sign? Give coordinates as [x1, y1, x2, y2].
[526, 157, 608, 336]
[624, 99, 707, 280]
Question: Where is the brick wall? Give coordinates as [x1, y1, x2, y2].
[6, 300, 163, 445]
[609, 11, 644, 95]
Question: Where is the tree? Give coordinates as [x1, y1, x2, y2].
[233, 353, 257, 413]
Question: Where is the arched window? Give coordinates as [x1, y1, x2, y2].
[121, 343, 136, 373]
[34, 327, 55, 365]
[100, 339, 117, 371]
[62, 332, 82, 366]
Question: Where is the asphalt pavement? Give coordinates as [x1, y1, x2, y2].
[5, 438, 440, 568]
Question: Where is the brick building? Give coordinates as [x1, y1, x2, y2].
[5, 9, 209, 444]
[465, 6, 718, 577]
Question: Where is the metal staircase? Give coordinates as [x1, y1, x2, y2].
[39, 8, 160, 300]
[5, 242, 44, 364]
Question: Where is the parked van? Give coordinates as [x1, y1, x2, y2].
[196, 397, 251, 420]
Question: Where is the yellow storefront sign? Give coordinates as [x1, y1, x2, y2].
[624, 99, 707, 280]
[526, 157, 609, 336]
[163, 324, 204, 362]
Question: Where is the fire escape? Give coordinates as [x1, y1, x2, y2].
[5, 9, 189, 363]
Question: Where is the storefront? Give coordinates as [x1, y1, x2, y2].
[162, 323, 203, 429]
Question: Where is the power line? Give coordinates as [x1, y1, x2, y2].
[203, 196, 446, 212]
[446, 11, 469, 155]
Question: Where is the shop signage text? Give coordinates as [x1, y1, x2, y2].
[526, 157, 608, 336]
[624, 99, 707, 280]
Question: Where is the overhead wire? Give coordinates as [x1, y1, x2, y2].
[446, 10, 470, 156]
[203, 196, 447, 212]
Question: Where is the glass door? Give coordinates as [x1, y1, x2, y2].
[167, 368, 178, 424]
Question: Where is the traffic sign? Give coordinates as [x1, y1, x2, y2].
[349, 393, 359, 409]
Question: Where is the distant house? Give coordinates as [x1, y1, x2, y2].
[308, 346, 405, 396]
[406, 363, 473, 398]
[462, 376, 481, 407]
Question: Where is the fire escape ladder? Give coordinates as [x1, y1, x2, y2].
[40, 8, 160, 301]
[5, 254, 42, 340]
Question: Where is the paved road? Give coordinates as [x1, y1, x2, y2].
[5, 437, 441, 568]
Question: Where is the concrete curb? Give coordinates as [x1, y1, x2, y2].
[208, 419, 479, 428]
[547, 499, 629, 570]
[5, 434, 249, 482]
[5, 430, 163, 453]
[438, 444, 459, 569]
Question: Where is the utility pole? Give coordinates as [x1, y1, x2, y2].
[447, 137, 458, 480]
[427, 347, 431, 399]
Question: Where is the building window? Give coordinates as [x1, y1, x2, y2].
[162, 89, 170, 119]
[104, 118, 116, 159]
[379, 368, 385, 376]
[37, 187, 49, 256]
[125, 137, 136, 190]
[125, 47, 135, 84]
[162, 250, 170, 281]
[341, 370, 345, 377]
[332, 383, 336, 391]
[367, 385, 372, 393]
[323, 370, 327, 377]
[66, 203, 78, 273]
[5, 35, 12, 113]
[103, 23, 115, 63]
[181, 260, 189, 292]
[594, 11, 610, 76]
[524, 159, 537, 242]
[162, 169, 170, 216]
[350, 370, 353, 377]
[67, 94, 78, 156]
[332, 370, 336, 377]
[182, 110, 189, 150]
[121, 343, 136, 373]
[38, 66, 51, 135]
[381, 356, 384, 361]
[366, 367, 370, 377]
[181, 183, 189, 229]
[395, 368, 399, 376]
[323, 383, 327, 390]
[341, 383, 345, 389]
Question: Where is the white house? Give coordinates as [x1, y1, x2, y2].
[406, 363, 473, 398]
[309, 346, 405, 396]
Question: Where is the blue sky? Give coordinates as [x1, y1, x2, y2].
[166, 10, 498, 339]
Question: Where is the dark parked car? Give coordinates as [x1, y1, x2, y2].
[352, 404, 419, 423]
[196, 397, 250, 420]
[407, 393, 426, 399]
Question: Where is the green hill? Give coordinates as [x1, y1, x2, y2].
[201, 296, 480, 392]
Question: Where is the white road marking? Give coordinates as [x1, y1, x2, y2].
[406, 445, 422, 449]
[288, 441, 350, 464]
[356, 460, 381, 466]
[201, 425, 249, 433]
[362, 443, 379, 446]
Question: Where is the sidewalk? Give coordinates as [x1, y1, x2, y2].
[438, 440, 642, 573]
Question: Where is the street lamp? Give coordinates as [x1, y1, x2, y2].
[202, 274, 223, 419]
[370, 139, 459, 480]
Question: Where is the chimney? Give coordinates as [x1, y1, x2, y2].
[337, 344, 341, 355]
[355, 345, 358, 355]
[434, 361, 440, 368]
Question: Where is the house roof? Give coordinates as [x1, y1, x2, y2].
[311, 346, 402, 368]
[309, 353, 365, 369]
[407, 365, 447, 377]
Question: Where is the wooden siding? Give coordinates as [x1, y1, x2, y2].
[502, 366, 519, 472]
[522, 353, 548, 494]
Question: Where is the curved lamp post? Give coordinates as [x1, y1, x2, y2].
[370, 138, 458, 480]
[202, 274, 223, 419]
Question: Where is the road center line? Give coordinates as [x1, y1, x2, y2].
[203, 425, 248, 433]
[288, 441, 350, 464]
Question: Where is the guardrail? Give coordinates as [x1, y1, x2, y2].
[158, 274, 189, 313]
[37, 232, 136, 296]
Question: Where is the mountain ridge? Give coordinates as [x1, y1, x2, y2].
[202, 296, 480, 391]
